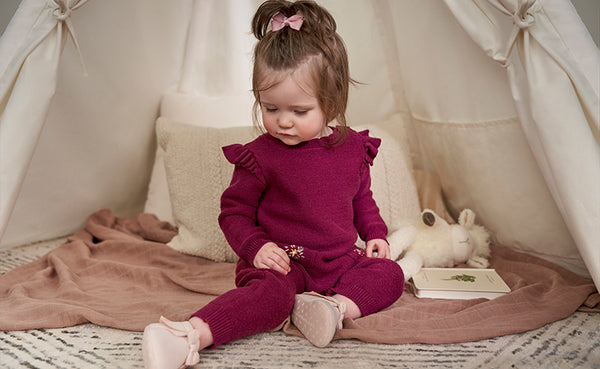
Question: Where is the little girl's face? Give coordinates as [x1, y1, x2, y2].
[259, 75, 328, 146]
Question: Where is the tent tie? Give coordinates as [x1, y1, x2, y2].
[50, 0, 89, 76]
[52, 4, 71, 21]
[512, 2, 536, 30]
[489, 0, 539, 68]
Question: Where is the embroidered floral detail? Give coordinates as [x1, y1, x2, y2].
[284, 244, 305, 261]
[354, 247, 366, 256]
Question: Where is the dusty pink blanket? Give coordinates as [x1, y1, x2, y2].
[1, 209, 597, 344]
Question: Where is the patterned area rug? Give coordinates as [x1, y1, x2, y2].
[1, 238, 599, 369]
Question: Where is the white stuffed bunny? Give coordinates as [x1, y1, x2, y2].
[388, 208, 491, 280]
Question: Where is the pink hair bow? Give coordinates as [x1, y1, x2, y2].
[272, 13, 304, 31]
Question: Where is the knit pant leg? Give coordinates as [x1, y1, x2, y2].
[190, 260, 304, 347]
[330, 257, 404, 316]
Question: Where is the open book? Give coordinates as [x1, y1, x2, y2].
[410, 268, 511, 300]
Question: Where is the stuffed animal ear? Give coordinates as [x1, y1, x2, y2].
[421, 209, 450, 228]
[458, 209, 476, 228]
[422, 210, 436, 226]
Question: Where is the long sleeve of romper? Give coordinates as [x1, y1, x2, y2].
[219, 145, 271, 265]
[353, 164, 388, 243]
[353, 132, 388, 242]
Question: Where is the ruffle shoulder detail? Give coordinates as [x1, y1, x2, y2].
[222, 144, 265, 182]
[358, 129, 381, 166]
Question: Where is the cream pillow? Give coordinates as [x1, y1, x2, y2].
[354, 119, 421, 230]
[156, 114, 420, 262]
[157, 118, 255, 262]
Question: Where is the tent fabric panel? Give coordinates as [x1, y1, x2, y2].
[1, 0, 192, 247]
[382, 0, 517, 125]
[413, 116, 586, 276]
[0, 0, 77, 243]
[444, 0, 599, 288]
[375, 0, 590, 278]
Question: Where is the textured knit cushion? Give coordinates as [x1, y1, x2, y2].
[354, 119, 421, 231]
[157, 118, 254, 262]
[156, 114, 420, 262]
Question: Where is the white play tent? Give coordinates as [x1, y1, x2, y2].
[0, 0, 598, 291]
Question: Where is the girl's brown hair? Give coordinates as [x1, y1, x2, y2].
[251, 0, 352, 141]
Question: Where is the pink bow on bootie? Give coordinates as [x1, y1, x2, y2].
[272, 13, 304, 31]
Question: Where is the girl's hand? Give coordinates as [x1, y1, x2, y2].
[366, 238, 391, 259]
[253, 242, 291, 275]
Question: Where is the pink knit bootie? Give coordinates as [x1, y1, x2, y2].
[142, 316, 201, 369]
[291, 292, 347, 347]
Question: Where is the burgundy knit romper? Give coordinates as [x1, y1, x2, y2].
[191, 127, 404, 347]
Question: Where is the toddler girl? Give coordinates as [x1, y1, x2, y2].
[142, 1, 404, 368]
